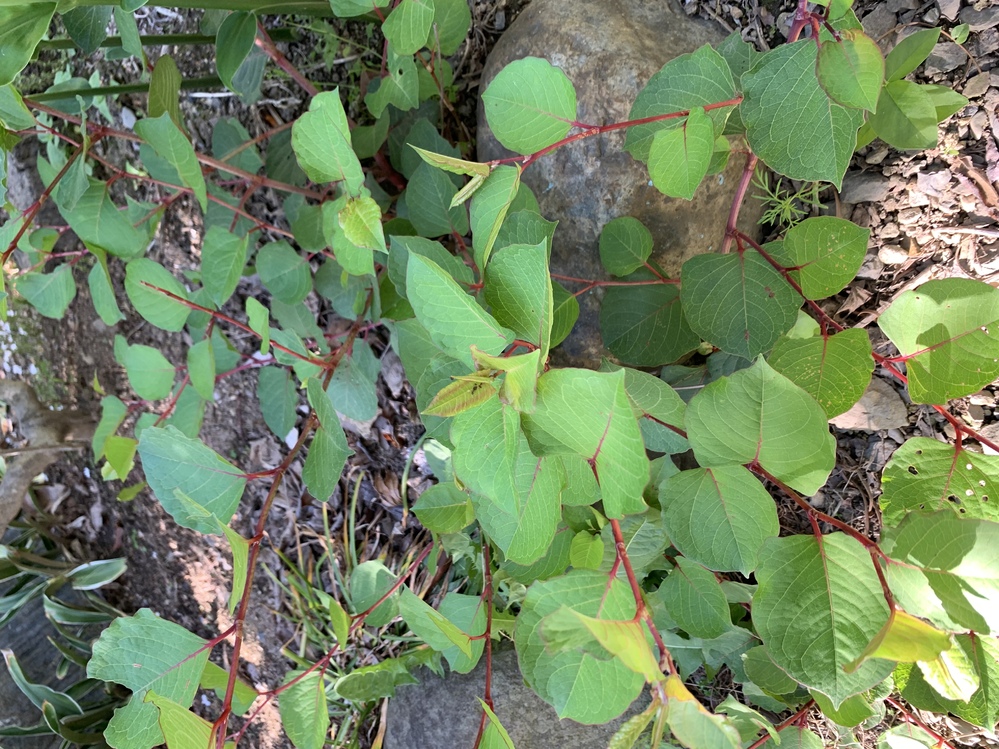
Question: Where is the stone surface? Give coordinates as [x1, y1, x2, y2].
[840, 172, 891, 204]
[960, 4, 999, 32]
[936, 0, 960, 22]
[384, 647, 642, 748]
[830, 378, 909, 431]
[477, 0, 764, 368]
[925, 42, 966, 76]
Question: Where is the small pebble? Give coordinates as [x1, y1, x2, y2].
[879, 245, 910, 264]
[865, 146, 890, 165]
[964, 73, 991, 98]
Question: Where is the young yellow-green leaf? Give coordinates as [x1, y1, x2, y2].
[219, 523, 249, 614]
[292, 89, 364, 195]
[917, 636, 980, 703]
[666, 694, 741, 749]
[200, 661, 257, 716]
[215, 11, 257, 92]
[478, 699, 516, 749]
[846, 609, 952, 672]
[869, 80, 938, 150]
[769, 217, 870, 299]
[542, 607, 663, 682]
[413, 481, 474, 533]
[339, 194, 385, 255]
[741, 41, 863, 187]
[686, 359, 835, 494]
[608, 700, 661, 749]
[135, 113, 207, 211]
[138, 425, 247, 533]
[256, 240, 312, 304]
[601, 280, 699, 366]
[93, 395, 127, 461]
[884, 512, 999, 635]
[381, 0, 435, 55]
[754, 533, 893, 708]
[102, 435, 137, 480]
[124, 344, 176, 400]
[407, 253, 514, 368]
[0, 5, 56, 87]
[884, 27, 940, 82]
[817, 30, 884, 111]
[472, 348, 541, 413]
[471, 165, 521, 269]
[648, 107, 714, 200]
[125, 258, 191, 332]
[482, 57, 577, 155]
[880, 438, 999, 527]
[484, 240, 553, 353]
[279, 669, 330, 749]
[769, 328, 874, 418]
[808, 689, 878, 728]
[202, 225, 249, 307]
[878, 278, 999, 404]
[658, 558, 731, 639]
[88, 610, 210, 749]
[187, 338, 216, 401]
[424, 376, 498, 417]
[570, 531, 604, 570]
[246, 297, 270, 353]
[524, 368, 649, 518]
[15, 265, 76, 319]
[149, 54, 183, 127]
[623, 45, 736, 161]
[515, 570, 645, 722]
[681, 251, 800, 360]
[599, 217, 654, 277]
[146, 692, 235, 749]
[412, 145, 491, 178]
[303, 427, 352, 502]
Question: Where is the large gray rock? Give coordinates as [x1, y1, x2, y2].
[384, 647, 644, 748]
[477, 0, 765, 367]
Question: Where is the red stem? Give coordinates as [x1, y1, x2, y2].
[745, 700, 815, 749]
[720, 154, 758, 254]
[255, 24, 319, 98]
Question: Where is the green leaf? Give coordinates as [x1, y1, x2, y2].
[0, 5, 56, 87]
[148, 54, 182, 127]
[754, 534, 892, 708]
[884, 512, 999, 635]
[681, 251, 800, 359]
[216, 11, 257, 92]
[61, 5, 110, 54]
[471, 165, 521, 269]
[515, 570, 645, 722]
[608, 701, 660, 749]
[292, 89, 364, 195]
[478, 699, 516, 749]
[482, 57, 577, 155]
[484, 240, 553, 352]
[146, 692, 236, 749]
[399, 586, 473, 657]
[659, 558, 730, 639]
[257, 366, 298, 438]
[437, 592, 487, 673]
[624, 45, 736, 162]
[2, 650, 83, 715]
[869, 80, 938, 150]
[769, 328, 874, 418]
[648, 107, 714, 200]
[922, 83, 968, 121]
[187, 338, 215, 401]
[124, 344, 176, 400]
[93, 395, 127, 460]
[661, 465, 778, 575]
[685, 358, 835, 495]
[279, 669, 329, 749]
[137, 425, 247, 533]
[87, 247, 125, 325]
[125, 258, 191, 332]
[412, 145, 490, 178]
[389, 236, 471, 299]
[551, 282, 579, 347]
[881, 437, 999, 527]
[717, 32, 760, 84]
[756, 726, 824, 749]
[884, 28, 940, 82]
[58, 182, 147, 259]
[817, 30, 884, 111]
[599, 217, 653, 277]
[664, 680, 741, 749]
[413, 482, 474, 533]
[601, 280, 699, 366]
[218, 523, 249, 615]
[382, 0, 434, 55]
[339, 194, 385, 259]
[334, 658, 418, 701]
[768, 217, 870, 299]
[200, 662, 257, 716]
[327, 341, 379, 421]
[365, 47, 419, 118]
[426, 0, 470, 55]
[136, 113, 207, 211]
[406, 162, 470, 238]
[541, 607, 662, 682]
[452, 396, 562, 564]
[201, 225, 249, 307]
[569, 531, 604, 570]
[15, 265, 76, 319]
[350, 559, 398, 627]
[878, 278, 999, 404]
[88, 609, 209, 749]
[741, 41, 863, 187]
[256, 240, 312, 304]
[407, 253, 513, 368]
[424, 376, 497, 417]
[743, 645, 799, 695]
[845, 609, 952, 673]
[303, 426, 352, 502]
[102, 435, 137, 480]
[524, 368, 649, 518]
[246, 297, 270, 353]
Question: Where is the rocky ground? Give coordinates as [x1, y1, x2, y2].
[1, 0, 997, 746]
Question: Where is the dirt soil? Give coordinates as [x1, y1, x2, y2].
[1, 0, 998, 746]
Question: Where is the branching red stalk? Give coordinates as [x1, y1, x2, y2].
[256, 24, 319, 97]
[745, 700, 815, 749]
[885, 697, 958, 749]
[472, 542, 495, 749]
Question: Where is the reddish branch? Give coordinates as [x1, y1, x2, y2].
[745, 700, 815, 749]
[256, 23, 319, 97]
[471, 542, 495, 749]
